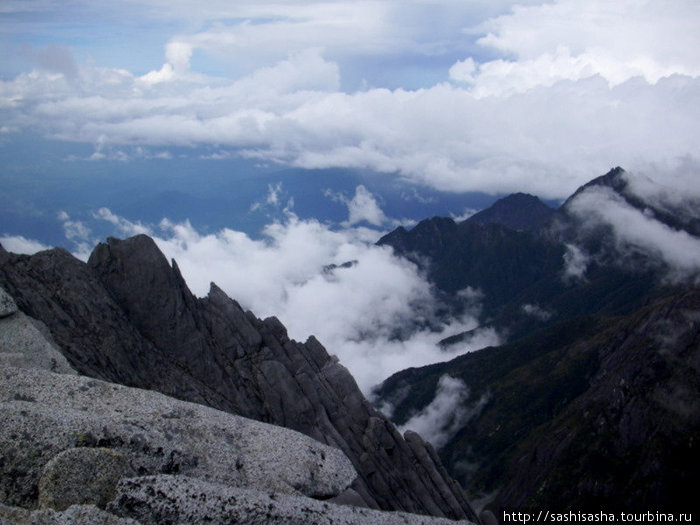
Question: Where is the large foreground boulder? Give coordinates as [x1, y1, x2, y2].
[0, 366, 356, 509]
[0, 502, 139, 525]
[108, 475, 474, 525]
[0, 286, 76, 375]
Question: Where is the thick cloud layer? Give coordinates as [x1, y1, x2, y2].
[459, 0, 700, 96]
[2, 1, 699, 198]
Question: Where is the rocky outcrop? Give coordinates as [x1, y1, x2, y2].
[0, 365, 356, 509]
[0, 286, 76, 375]
[39, 448, 130, 511]
[108, 475, 473, 525]
[0, 280, 477, 524]
[0, 238, 478, 521]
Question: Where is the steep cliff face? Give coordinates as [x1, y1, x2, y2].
[0, 235, 478, 521]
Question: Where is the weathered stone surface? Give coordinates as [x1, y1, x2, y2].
[0, 235, 479, 521]
[109, 475, 476, 525]
[39, 448, 130, 511]
[0, 286, 17, 318]
[0, 366, 356, 509]
[0, 307, 76, 374]
[0, 502, 140, 525]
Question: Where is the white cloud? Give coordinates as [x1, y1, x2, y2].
[94, 208, 152, 237]
[567, 185, 700, 281]
[326, 185, 389, 227]
[4, 58, 700, 198]
[344, 185, 388, 226]
[624, 160, 700, 214]
[562, 243, 590, 282]
[0, 235, 51, 255]
[466, 0, 700, 96]
[521, 303, 553, 321]
[449, 57, 477, 84]
[1, 1, 699, 200]
[450, 208, 479, 223]
[139, 63, 176, 85]
[398, 375, 488, 449]
[58, 212, 94, 261]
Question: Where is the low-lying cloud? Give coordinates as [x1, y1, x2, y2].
[2, 2, 700, 199]
[0, 235, 51, 255]
[562, 243, 590, 282]
[2, 187, 499, 394]
[398, 375, 488, 449]
[566, 182, 700, 281]
[151, 212, 495, 393]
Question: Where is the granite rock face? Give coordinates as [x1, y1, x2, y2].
[109, 475, 474, 525]
[0, 237, 478, 521]
[0, 289, 77, 375]
[39, 448, 130, 511]
[0, 366, 356, 509]
[0, 503, 140, 525]
[0, 284, 476, 524]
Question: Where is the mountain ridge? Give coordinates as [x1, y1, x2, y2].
[376, 167, 694, 342]
[0, 282, 478, 524]
[464, 192, 555, 231]
[375, 285, 700, 511]
[373, 167, 700, 512]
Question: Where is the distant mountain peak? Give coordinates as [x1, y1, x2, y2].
[465, 192, 555, 231]
[562, 166, 628, 209]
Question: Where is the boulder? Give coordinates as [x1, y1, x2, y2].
[108, 474, 475, 525]
[0, 286, 17, 318]
[39, 448, 130, 511]
[0, 366, 356, 509]
[0, 307, 77, 374]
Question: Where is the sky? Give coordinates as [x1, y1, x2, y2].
[2, 0, 699, 197]
[2, 0, 700, 396]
